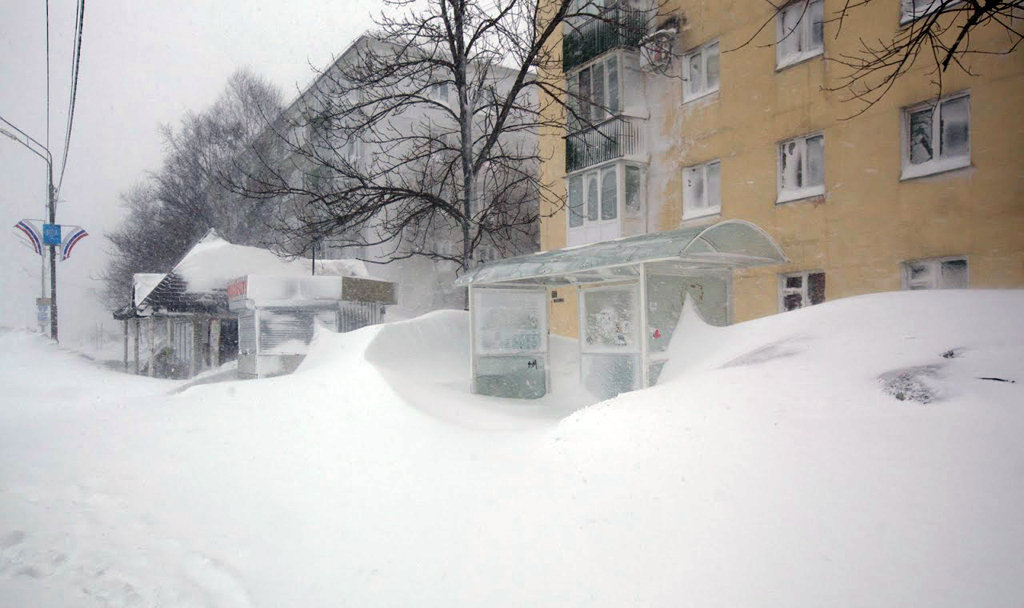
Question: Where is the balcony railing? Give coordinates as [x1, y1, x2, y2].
[562, 4, 648, 72]
[565, 116, 644, 173]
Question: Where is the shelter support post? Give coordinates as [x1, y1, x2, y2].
[133, 318, 140, 375]
[639, 263, 650, 389]
[467, 286, 476, 394]
[122, 320, 129, 373]
[147, 317, 155, 378]
[210, 319, 221, 369]
[166, 318, 172, 376]
[190, 319, 200, 377]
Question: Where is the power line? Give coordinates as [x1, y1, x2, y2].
[46, 0, 50, 157]
[56, 0, 85, 199]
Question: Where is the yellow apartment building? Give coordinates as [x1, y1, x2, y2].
[458, 0, 1023, 399]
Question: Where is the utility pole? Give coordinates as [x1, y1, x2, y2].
[48, 164, 58, 341]
[1, 116, 57, 339]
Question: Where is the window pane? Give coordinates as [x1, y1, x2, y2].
[625, 165, 642, 216]
[586, 172, 599, 221]
[780, 139, 802, 190]
[785, 275, 803, 289]
[908, 261, 930, 280]
[706, 43, 720, 90]
[687, 52, 702, 97]
[601, 168, 617, 220]
[783, 292, 803, 311]
[780, 4, 803, 57]
[808, 272, 826, 304]
[706, 161, 721, 209]
[473, 289, 546, 354]
[592, 63, 605, 121]
[940, 96, 969, 159]
[579, 68, 592, 126]
[606, 56, 620, 114]
[940, 259, 968, 288]
[567, 73, 579, 131]
[684, 165, 704, 211]
[568, 175, 584, 227]
[583, 288, 638, 351]
[809, 0, 824, 50]
[806, 135, 824, 186]
[909, 107, 934, 164]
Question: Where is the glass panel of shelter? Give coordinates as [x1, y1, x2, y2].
[644, 263, 731, 385]
[470, 286, 549, 399]
[580, 282, 641, 400]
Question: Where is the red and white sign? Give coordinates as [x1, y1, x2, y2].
[227, 277, 248, 300]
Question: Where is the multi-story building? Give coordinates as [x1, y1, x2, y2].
[458, 0, 1023, 399]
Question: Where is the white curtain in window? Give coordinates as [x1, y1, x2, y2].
[601, 168, 617, 220]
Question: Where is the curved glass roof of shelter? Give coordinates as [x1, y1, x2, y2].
[455, 220, 787, 287]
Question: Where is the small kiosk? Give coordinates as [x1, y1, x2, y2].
[228, 274, 397, 378]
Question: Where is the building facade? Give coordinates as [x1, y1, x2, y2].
[245, 34, 540, 317]
[538, 0, 1024, 336]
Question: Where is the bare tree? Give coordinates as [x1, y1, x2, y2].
[223, 0, 661, 275]
[102, 69, 283, 308]
[746, 0, 1023, 114]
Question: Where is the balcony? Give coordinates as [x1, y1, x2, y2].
[566, 116, 644, 173]
[562, 4, 648, 72]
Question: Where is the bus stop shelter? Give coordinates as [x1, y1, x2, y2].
[455, 220, 787, 400]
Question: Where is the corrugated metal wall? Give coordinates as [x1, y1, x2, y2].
[340, 301, 383, 332]
[258, 309, 339, 355]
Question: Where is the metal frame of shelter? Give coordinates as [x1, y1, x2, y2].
[455, 220, 788, 399]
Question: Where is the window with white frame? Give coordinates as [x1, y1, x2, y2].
[568, 167, 618, 228]
[682, 160, 721, 219]
[430, 82, 450, 104]
[902, 257, 968, 289]
[902, 92, 970, 179]
[567, 162, 644, 236]
[778, 133, 824, 202]
[567, 55, 621, 129]
[683, 41, 720, 102]
[624, 164, 644, 218]
[777, 0, 824, 68]
[779, 271, 825, 311]
[900, 0, 961, 23]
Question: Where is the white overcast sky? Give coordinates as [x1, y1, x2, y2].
[0, 1, 377, 345]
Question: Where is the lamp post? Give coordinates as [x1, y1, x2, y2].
[1, 115, 59, 341]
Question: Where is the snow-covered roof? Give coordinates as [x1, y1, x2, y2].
[173, 230, 367, 293]
[126, 230, 368, 316]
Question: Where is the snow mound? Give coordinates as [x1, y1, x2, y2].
[361, 310, 587, 429]
[2, 291, 1022, 608]
[363, 309, 470, 385]
[658, 289, 1022, 408]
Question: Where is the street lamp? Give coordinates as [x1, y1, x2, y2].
[1, 114, 60, 341]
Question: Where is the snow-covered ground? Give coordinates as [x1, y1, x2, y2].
[1, 290, 1022, 607]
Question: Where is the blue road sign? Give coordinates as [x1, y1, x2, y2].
[42, 223, 61, 246]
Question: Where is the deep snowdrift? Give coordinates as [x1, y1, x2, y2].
[1, 291, 1022, 607]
